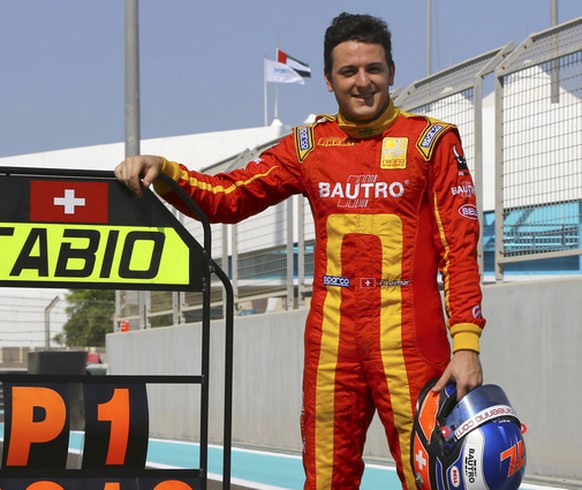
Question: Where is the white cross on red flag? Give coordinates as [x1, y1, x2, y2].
[30, 180, 108, 223]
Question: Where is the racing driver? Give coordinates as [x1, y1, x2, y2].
[115, 12, 486, 490]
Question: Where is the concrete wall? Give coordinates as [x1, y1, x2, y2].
[107, 277, 582, 485]
[479, 277, 582, 486]
[0, 347, 30, 368]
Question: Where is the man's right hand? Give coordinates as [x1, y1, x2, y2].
[114, 155, 163, 197]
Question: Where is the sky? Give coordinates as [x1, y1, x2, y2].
[0, 0, 580, 158]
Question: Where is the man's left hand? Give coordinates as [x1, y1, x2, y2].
[431, 350, 483, 400]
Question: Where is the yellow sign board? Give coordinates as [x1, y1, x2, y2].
[0, 222, 191, 287]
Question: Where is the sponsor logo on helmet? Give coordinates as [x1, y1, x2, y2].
[322, 275, 350, 288]
[458, 203, 478, 220]
[454, 405, 517, 439]
[500, 439, 526, 477]
[465, 447, 479, 484]
[319, 174, 406, 208]
[449, 466, 461, 488]
[415, 448, 427, 471]
[463, 430, 487, 487]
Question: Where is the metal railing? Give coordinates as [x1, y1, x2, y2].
[494, 17, 582, 279]
[394, 43, 515, 274]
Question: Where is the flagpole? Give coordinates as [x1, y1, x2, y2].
[263, 57, 268, 126]
[274, 46, 280, 121]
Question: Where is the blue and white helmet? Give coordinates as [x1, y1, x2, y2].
[411, 379, 526, 490]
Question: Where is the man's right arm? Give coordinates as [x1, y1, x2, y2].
[114, 133, 305, 224]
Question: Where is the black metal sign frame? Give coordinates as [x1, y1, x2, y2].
[0, 167, 235, 490]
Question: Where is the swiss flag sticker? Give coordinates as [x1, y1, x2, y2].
[30, 180, 108, 223]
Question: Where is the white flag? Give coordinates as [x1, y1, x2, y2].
[264, 59, 305, 85]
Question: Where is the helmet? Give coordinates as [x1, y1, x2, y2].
[411, 379, 526, 490]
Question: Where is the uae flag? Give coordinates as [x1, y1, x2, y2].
[277, 50, 311, 79]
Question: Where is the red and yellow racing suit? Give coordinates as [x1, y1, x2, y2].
[153, 99, 485, 489]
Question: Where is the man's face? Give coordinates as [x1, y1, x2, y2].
[325, 40, 395, 122]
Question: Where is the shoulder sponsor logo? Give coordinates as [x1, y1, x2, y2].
[458, 204, 478, 220]
[299, 127, 311, 151]
[295, 126, 314, 162]
[416, 122, 451, 160]
[319, 174, 406, 208]
[318, 136, 355, 147]
[323, 275, 351, 288]
[420, 124, 445, 150]
[453, 144, 469, 171]
[381, 137, 408, 169]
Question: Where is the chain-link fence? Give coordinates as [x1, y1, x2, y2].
[494, 17, 582, 280]
[394, 43, 515, 274]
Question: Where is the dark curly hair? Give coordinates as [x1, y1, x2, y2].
[324, 12, 394, 76]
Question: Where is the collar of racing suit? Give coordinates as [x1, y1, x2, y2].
[337, 97, 400, 139]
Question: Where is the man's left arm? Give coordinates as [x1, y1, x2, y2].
[428, 128, 486, 399]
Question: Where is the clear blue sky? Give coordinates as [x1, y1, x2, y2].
[0, 0, 580, 158]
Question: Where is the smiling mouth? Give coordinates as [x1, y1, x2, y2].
[355, 92, 376, 104]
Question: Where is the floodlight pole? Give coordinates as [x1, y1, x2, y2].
[125, 0, 140, 158]
[125, 0, 148, 330]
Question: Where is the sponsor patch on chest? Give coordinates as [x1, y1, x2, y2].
[381, 137, 408, 169]
[317, 135, 356, 147]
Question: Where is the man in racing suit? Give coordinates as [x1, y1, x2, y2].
[115, 12, 485, 490]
